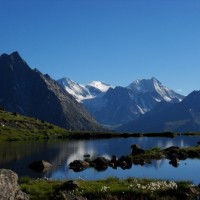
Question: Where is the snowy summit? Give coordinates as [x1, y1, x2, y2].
[57, 78, 113, 102]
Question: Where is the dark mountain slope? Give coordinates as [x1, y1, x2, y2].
[116, 90, 200, 133]
[0, 52, 102, 131]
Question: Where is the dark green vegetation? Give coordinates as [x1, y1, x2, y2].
[0, 108, 71, 141]
[19, 177, 200, 200]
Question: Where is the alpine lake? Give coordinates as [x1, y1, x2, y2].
[1, 135, 200, 185]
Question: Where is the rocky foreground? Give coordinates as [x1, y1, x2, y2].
[1, 168, 200, 200]
[0, 169, 29, 200]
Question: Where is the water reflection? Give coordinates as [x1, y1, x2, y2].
[0, 136, 200, 184]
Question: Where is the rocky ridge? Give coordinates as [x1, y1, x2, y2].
[0, 52, 102, 131]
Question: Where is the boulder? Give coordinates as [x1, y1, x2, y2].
[29, 160, 52, 172]
[117, 156, 132, 169]
[164, 146, 180, 152]
[110, 155, 117, 169]
[131, 144, 145, 155]
[61, 180, 79, 190]
[93, 157, 109, 171]
[169, 158, 180, 167]
[131, 144, 141, 149]
[0, 169, 29, 200]
[69, 160, 89, 172]
[163, 146, 180, 159]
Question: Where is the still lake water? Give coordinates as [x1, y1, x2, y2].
[1, 136, 200, 185]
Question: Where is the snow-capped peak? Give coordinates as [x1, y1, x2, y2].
[87, 81, 113, 93]
[57, 78, 113, 102]
[127, 77, 184, 102]
[127, 77, 161, 93]
[57, 77, 91, 102]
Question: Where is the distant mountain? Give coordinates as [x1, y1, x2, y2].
[57, 78, 113, 102]
[59, 77, 184, 127]
[116, 90, 200, 133]
[84, 78, 184, 126]
[127, 77, 183, 103]
[0, 52, 102, 131]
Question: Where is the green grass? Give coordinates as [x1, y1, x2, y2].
[0, 109, 71, 141]
[19, 177, 62, 200]
[19, 177, 199, 200]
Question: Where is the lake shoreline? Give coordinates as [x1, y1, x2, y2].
[19, 176, 200, 200]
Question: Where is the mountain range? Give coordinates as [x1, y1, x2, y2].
[58, 77, 184, 128]
[117, 90, 200, 133]
[0, 52, 102, 131]
[1, 51, 200, 133]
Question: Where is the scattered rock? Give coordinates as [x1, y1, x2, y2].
[61, 180, 79, 190]
[29, 160, 52, 172]
[164, 146, 180, 152]
[117, 156, 133, 169]
[0, 169, 29, 200]
[109, 155, 118, 169]
[131, 144, 145, 155]
[131, 144, 140, 149]
[93, 157, 109, 171]
[69, 160, 89, 172]
[164, 146, 180, 159]
[169, 158, 180, 167]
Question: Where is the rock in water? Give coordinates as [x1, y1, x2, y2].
[29, 160, 52, 172]
[0, 169, 29, 200]
[69, 160, 89, 172]
[93, 157, 109, 171]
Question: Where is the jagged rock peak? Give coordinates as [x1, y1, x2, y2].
[1, 51, 21, 60]
[0, 51, 27, 67]
[10, 51, 21, 58]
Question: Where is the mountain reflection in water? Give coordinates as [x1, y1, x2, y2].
[0, 136, 200, 184]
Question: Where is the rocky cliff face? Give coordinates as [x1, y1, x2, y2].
[0, 52, 102, 131]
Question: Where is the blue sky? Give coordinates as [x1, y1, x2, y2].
[1, 0, 200, 95]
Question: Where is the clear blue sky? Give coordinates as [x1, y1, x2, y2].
[1, 0, 200, 95]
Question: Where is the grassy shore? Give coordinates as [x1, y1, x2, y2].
[19, 176, 200, 200]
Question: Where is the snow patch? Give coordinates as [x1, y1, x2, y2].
[57, 78, 113, 103]
[87, 81, 113, 92]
